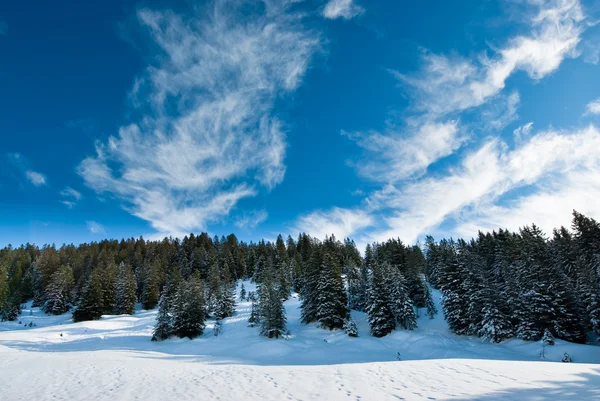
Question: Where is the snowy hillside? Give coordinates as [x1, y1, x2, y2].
[1, 281, 599, 400]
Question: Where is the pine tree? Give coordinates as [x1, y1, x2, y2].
[73, 269, 104, 322]
[347, 264, 368, 312]
[478, 304, 513, 343]
[171, 275, 206, 339]
[30, 262, 44, 307]
[386, 267, 417, 330]
[43, 265, 73, 315]
[343, 316, 358, 337]
[152, 287, 172, 341]
[114, 262, 137, 315]
[258, 263, 287, 338]
[424, 286, 437, 319]
[300, 246, 321, 324]
[365, 264, 395, 337]
[240, 283, 246, 301]
[316, 250, 349, 330]
[247, 291, 259, 327]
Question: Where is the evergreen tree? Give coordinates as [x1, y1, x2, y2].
[43, 265, 73, 315]
[171, 275, 206, 339]
[240, 283, 246, 301]
[30, 262, 44, 307]
[73, 269, 104, 322]
[247, 291, 259, 327]
[365, 264, 395, 337]
[343, 316, 358, 337]
[114, 262, 137, 315]
[478, 304, 513, 343]
[386, 266, 417, 330]
[316, 250, 349, 330]
[424, 285, 437, 319]
[152, 287, 172, 341]
[258, 263, 287, 338]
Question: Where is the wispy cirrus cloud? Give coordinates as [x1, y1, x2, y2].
[235, 209, 268, 229]
[25, 171, 47, 186]
[366, 125, 600, 244]
[79, 0, 320, 239]
[60, 187, 82, 208]
[586, 98, 600, 115]
[322, 0, 364, 20]
[0, 21, 7, 36]
[293, 207, 374, 241]
[5, 152, 47, 187]
[86, 221, 105, 234]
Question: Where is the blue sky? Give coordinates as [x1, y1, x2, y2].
[2, 0, 600, 249]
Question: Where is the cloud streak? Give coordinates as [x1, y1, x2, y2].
[60, 187, 82, 208]
[79, 0, 320, 239]
[86, 221, 105, 234]
[322, 0, 364, 20]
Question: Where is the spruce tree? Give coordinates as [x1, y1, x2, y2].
[343, 316, 358, 337]
[478, 304, 513, 343]
[152, 287, 172, 341]
[43, 265, 73, 315]
[386, 266, 417, 330]
[316, 250, 349, 330]
[73, 269, 104, 322]
[247, 291, 259, 327]
[240, 283, 246, 301]
[171, 275, 206, 339]
[365, 264, 395, 337]
[114, 262, 137, 315]
[258, 263, 287, 338]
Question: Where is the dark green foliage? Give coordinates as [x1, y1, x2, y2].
[114, 262, 137, 315]
[171, 275, 206, 339]
[366, 264, 395, 337]
[72, 269, 104, 322]
[258, 262, 287, 339]
[152, 288, 172, 341]
[315, 250, 349, 330]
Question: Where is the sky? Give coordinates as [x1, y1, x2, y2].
[2, 0, 600, 249]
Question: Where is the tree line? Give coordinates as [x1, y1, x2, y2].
[425, 210, 600, 344]
[1, 210, 598, 344]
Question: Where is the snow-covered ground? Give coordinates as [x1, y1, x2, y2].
[1, 282, 599, 400]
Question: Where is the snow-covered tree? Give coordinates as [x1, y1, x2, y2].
[343, 316, 358, 337]
[366, 264, 395, 337]
[171, 275, 206, 339]
[316, 250, 349, 330]
[152, 288, 172, 341]
[72, 269, 104, 322]
[43, 265, 73, 315]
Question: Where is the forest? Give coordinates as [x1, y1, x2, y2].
[0, 211, 598, 345]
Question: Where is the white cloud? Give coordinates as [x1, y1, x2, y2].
[366, 125, 600, 244]
[25, 171, 46, 186]
[396, 0, 585, 116]
[86, 221, 105, 234]
[513, 121, 534, 142]
[322, 0, 364, 20]
[235, 209, 268, 229]
[344, 120, 464, 182]
[79, 1, 320, 238]
[60, 187, 82, 208]
[293, 207, 374, 241]
[586, 98, 600, 115]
